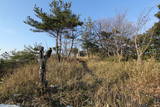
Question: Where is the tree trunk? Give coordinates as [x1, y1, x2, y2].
[38, 47, 47, 89]
[68, 38, 74, 57]
[38, 47, 52, 94]
[137, 54, 142, 64]
[56, 33, 61, 62]
[59, 34, 62, 55]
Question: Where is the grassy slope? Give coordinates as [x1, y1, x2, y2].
[0, 57, 159, 107]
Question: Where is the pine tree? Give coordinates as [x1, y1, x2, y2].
[24, 0, 83, 62]
[81, 18, 99, 57]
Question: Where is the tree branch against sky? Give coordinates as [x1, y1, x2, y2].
[134, 8, 154, 62]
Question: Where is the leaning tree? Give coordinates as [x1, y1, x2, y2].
[24, 0, 83, 62]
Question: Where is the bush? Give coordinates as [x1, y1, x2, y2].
[0, 46, 38, 78]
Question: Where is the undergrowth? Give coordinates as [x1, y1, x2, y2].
[0, 57, 159, 107]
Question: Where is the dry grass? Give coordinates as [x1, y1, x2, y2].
[88, 58, 160, 106]
[0, 64, 39, 102]
[0, 57, 159, 107]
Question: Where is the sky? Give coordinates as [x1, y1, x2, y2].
[0, 0, 159, 54]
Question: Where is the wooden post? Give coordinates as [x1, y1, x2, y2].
[38, 47, 52, 90]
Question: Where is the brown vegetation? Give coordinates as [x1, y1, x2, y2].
[0, 57, 159, 107]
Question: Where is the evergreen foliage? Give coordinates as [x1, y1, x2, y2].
[24, 0, 83, 61]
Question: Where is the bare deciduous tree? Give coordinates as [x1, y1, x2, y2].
[94, 12, 136, 61]
[134, 9, 153, 62]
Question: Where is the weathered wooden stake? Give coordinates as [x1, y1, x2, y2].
[38, 47, 52, 90]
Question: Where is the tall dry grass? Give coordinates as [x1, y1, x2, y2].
[88, 58, 160, 106]
[0, 57, 159, 106]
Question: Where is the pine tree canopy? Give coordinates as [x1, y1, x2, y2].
[24, 0, 83, 37]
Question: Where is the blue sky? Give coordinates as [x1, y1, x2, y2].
[0, 0, 159, 54]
